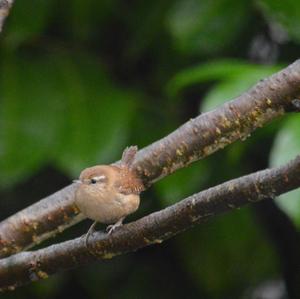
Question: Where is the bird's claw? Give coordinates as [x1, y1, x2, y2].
[106, 223, 122, 235]
[106, 218, 124, 235]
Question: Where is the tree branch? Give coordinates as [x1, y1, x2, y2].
[0, 155, 299, 291]
[0, 0, 13, 32]
[1, 60, 300, 258]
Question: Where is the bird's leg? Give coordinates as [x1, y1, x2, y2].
[85, 221, 97, 249]
[106, 217, 125, 235]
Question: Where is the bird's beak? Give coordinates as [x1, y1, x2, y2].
[73, 179, 82, 184]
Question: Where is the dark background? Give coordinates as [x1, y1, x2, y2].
[1, 0, 300, 298]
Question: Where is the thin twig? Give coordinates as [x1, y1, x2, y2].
[0, 155, 299, 291]
[1, 60, 300, 258]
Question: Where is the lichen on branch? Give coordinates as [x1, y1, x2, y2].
[0, 155, 300, 291]
[0, 60, 300, 258]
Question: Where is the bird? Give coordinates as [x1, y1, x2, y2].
[74, 146, 144, 246]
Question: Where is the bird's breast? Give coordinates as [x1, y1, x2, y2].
[75, 188, 140, 224]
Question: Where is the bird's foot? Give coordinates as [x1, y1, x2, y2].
[106, 217, 125, 235]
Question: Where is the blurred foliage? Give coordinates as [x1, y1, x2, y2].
[166, 0, 252, 55]
[0, 0, 300, 298]
[0, 52, 139, 188]
[167, 59, 281, 110]
[257, 0, 300, 42]
[176, 209, 279, 298]
[270, 114, 300, 228]
[155, 160, 210, 207]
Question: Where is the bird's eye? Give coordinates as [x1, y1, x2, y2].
[90, 178, 97, 184]
[89, 175, 106, 184]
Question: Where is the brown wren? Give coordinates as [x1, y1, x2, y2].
[74, 146, 144, 243]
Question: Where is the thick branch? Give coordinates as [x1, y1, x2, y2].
[0, 155, 300, 291]
[0, 0, 13, 32]
[0, 185, 84, 256]
[1, 60, 300, 258]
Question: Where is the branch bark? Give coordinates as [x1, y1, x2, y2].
[0, 155, 299, 291]
[0, 0, 14, 32]
[1, 60, 300, 258]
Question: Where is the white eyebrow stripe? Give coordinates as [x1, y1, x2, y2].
[92, 175, 106, 181]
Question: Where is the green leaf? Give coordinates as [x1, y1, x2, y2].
[166, 0, 251, 55]
[201, 65, 280, 112]
[0, 54, 65, 188]
[257, 0, 300, 43]
[0, 51, 139, 188]
[176, 209, 279, 298]
[3, 0, 53, 49]
[166, 59, 258, 98]
[53, 53, 138, 177]
[270, 114, 300, 228]
[155, 161, 210, 207]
